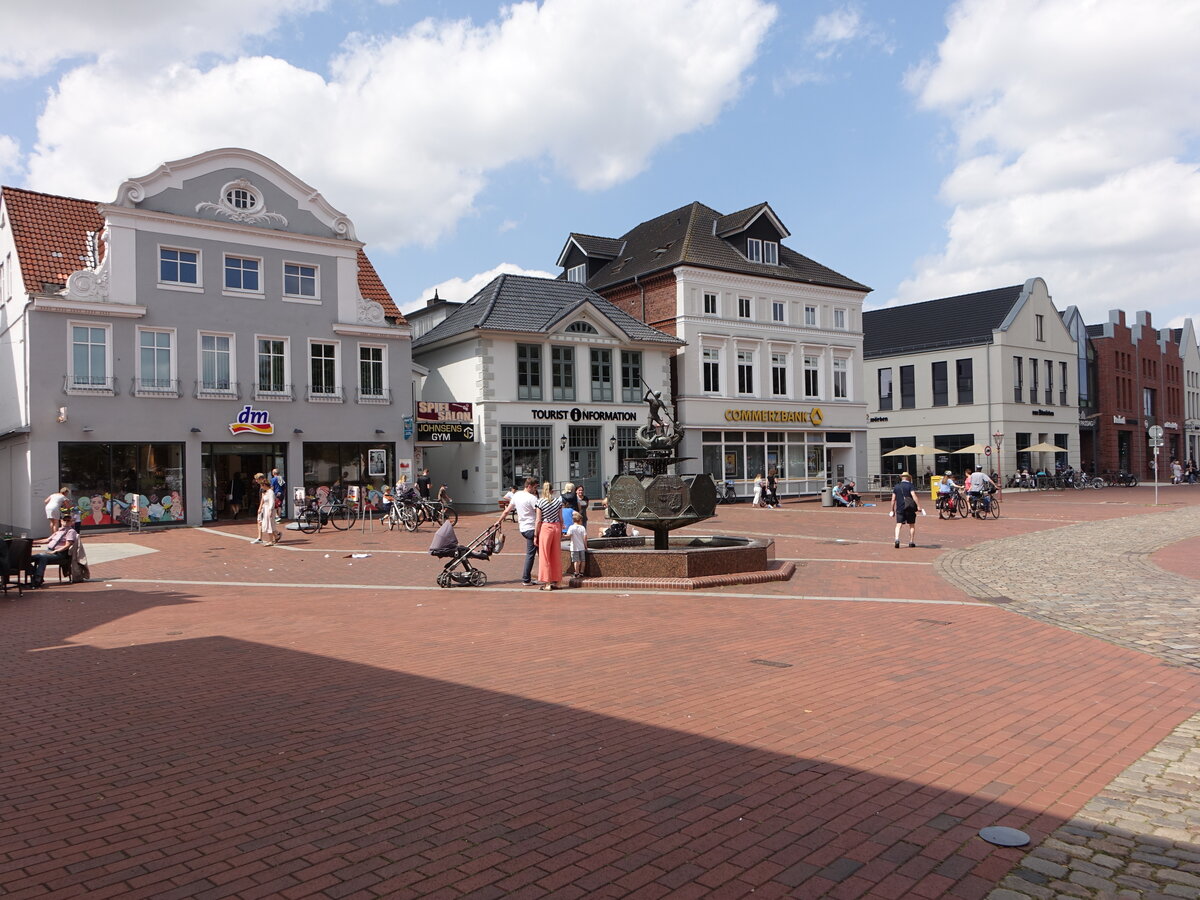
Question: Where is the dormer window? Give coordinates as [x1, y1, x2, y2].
[567, 264, 587, 283]
[566, 321, 597, 334]
[763, 241, 778, 265]
[746, 238, 762, 263]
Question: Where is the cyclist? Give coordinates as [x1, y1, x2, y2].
[967, 467, 996, 514]
[936, 471, 959, 513]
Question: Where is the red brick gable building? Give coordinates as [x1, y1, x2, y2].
[1086, 310, 1185, 477]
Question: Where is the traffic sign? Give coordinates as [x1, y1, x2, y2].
[1149, 425, 1164, 440]
[1149, 439, 1163, 448]
[984, 445, 992, 456]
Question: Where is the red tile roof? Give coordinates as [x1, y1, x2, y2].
[2, 187, 104, 293]
[1, 185, 403, 321]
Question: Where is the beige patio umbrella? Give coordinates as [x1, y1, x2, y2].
[957, 443, 990, 455]
[1018, 442, 1067, 453]
[883, 444, 947, 479]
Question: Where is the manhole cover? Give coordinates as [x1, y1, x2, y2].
[979, 826, 1030, 847]
[750, 659, 793, 668]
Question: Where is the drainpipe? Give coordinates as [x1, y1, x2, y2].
[634, 273, 645, 322]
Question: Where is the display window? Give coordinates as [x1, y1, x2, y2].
[59, 443, 186, 527]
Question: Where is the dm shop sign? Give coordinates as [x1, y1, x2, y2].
[724, 407, 824, 427]
[229, 405, 274, 436]
[531, 407, 638, 421]
[417, 401, 476, 442]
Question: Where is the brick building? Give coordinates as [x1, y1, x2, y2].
[1085, 310, 1185, 478]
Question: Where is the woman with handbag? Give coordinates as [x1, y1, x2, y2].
[533, 481, 563, 590]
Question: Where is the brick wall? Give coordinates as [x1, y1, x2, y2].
[600, 272, 678, 335]
[1090, 311, 1185, 478]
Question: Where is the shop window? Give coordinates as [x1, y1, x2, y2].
[59, 442, 186, 527]
[501, 425, 551, 488]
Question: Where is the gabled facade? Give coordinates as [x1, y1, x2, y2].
[411, 275, 681, 507]
[863, 278, 1080, 481]
[0, 148, 412, 535]
[1180, 320, 1200, 465]
[1086, 310, 1187, 477]
[557, 202, 872, 496]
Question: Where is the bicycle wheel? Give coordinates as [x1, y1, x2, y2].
[1128, 475, 1138, 488]
[988, 497, 1000, 518]
[937, 498, 948, 520]
[401, 507, 419, 532]
[957, 497, 969, 518]
[298, 510, 320, 534]
[439, 506, 458, 526]
[329, 504, 353, 530]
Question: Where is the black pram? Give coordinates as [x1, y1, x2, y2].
[429, 520, 503, 587]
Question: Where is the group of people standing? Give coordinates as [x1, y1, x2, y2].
[496, 480, 590, 590]
[250, 470, 284, 546]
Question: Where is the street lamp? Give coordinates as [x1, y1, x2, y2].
[993, 431, 1004, 493]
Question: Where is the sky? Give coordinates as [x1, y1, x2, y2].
[1, 0, 1198, 330]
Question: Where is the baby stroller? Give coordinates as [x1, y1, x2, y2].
[429, 519, 503, 587]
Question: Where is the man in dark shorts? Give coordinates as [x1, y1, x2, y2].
[416, 468, 432, 499]
[889, 471, 925, 548]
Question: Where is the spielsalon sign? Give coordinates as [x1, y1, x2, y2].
[416, 401, 475, 442]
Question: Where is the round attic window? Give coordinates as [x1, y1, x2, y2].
[220, 180, 263, 213]
[226, 187, 254, 209]
[566, 321, 598, 334]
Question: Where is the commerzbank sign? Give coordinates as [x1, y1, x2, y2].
[724, 407, 824, 426]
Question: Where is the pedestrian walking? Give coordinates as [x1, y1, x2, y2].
[534, 481, 564, 591]
[889, 471, 925, 548]
[752, 472, 765, 508]
[416, 468, 432, 499]
[253, 474, 280, 545]
[496, 477, 539, 585]
[270, 468, 286, 519]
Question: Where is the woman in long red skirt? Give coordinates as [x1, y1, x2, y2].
[534, 481, 563, 590]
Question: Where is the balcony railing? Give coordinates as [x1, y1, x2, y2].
[356, 387, 392, 405]
[253, 384, 295, 402]
[131, 378, 181, 398]
[306, 385, 344, 403]
[194, 380, 242, 400]
[63, 375, 118, 396]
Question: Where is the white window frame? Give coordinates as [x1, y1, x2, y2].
[67, 320, 114, 395]
[803, 353, 821, 399]
[158, 245, 202, 292]
[771, 300, 785, 323]
[738, 296, 752, 319]
[701, 346, 721, 395]
[746, 238, 762, 263]
[357, 343, 389, 404]
[804, 305, 817, 327]
[224, 253, 264, 297]
[308, 339, 342, 402]
[134, 326, 178, 397]
[566, 263, 587, 284]
[833, 308, 847, 329]
[762, 241, 779, 265]
[832, 356, 849, 400]
[283, 261, 320, 303]
[255, 334, 291, 400]
[736, 348, 755, 396]
[770, 351, 788, 398]
[703, 292, 718, 315]
[197, 331, 237, 398]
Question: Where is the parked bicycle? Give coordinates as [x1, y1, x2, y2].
[1071, 472, 1106, 490]
[296, 494, 358, 533]
[1104, 471, 1139, 487]
[715, 480, 738, 504]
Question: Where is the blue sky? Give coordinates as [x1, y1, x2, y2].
[2, 0, 1197, 328]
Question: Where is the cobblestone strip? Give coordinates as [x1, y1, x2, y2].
[988, 712, 1200, 900]
[937, 504, 1200, 669]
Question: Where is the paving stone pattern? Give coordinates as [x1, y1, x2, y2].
[937, 503, 1200, 670]
[934, 502, 1200, 900]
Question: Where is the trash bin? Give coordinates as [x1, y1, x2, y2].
[821, 487, 834, 507]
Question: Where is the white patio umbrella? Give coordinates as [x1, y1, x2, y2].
[1019, 442, 1068, 473]
[883, 444, 947, 480]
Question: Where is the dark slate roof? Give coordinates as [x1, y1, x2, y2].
[569, 233, 624, 259]
[862, 285, 1025, 357]
[714, 203, 767, 236]
[411, 274, 684, 350]
[582, 201, 869, 293]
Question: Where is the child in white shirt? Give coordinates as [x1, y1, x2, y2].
[566, 519, 588, 577]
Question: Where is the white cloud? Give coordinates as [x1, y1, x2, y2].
[806, 4, 893, 60]
[0, 0, 326, 79]
[0, 136, 21, 181]
[405, 262, 556, 312]
[900, 0, 1200, 326]
[498, 219, 518, 234]
[19, 0, 776, 251]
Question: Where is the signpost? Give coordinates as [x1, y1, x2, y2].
[1149, 426, 1163, 504]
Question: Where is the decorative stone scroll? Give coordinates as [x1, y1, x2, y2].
[357, 296, 386, 325]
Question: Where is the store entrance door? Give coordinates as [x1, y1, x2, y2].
[569, 426, 601, 499]
[201, 442, 287, 522]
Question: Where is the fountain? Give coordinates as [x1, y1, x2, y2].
[571, 386, 795, 589]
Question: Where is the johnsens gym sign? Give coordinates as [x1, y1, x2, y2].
[417, 401, 475, 442]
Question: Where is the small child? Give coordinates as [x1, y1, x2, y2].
[566, 517, 588, 578]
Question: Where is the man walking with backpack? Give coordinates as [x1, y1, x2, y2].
[889, 471, 925, 548]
